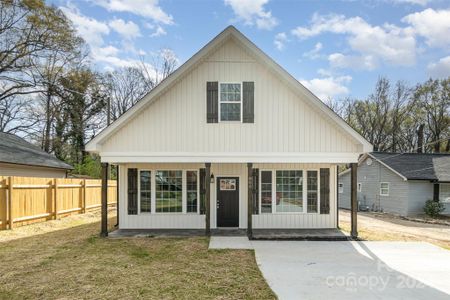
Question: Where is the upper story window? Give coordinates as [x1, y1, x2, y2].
[219, 83, 241, 121]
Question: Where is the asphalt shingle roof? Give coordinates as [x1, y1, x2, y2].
[0, 132, 73, 170]
[370, 152, 450, 182]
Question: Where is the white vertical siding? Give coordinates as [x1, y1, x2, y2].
[118, 162, 337, 229]
[100, 37, 359, 155]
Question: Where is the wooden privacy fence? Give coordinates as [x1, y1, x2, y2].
[0, 176, 117, 229]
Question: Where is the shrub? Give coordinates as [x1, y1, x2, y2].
[423, 199, 445, 217]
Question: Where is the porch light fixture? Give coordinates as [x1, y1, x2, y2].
[210, 174, 215, 183]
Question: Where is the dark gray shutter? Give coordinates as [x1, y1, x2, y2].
[252, 168, 259, 214]
[207, 82, 218, 123]
[433, 183, 440, 201]
[127, 168, 138, 215]
[320, 168, 330, 214]
[243, 81, 254, 123]
[200, 168, 206, 214]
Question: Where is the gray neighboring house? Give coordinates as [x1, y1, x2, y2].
[0, 132, 73, 178]
[339, 152, 450, 216]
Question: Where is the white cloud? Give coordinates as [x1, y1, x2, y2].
[303, 42, 323, 59]
[328, 53, 378, 70]
[224, 0, 278, 30]
[109, 19, 141, 39]
[402, 8, 450, 48]
[291, 13, 416, 67]
[150, 25, 167, 37]
[60, 5, 109, 47]
[427, 56, 450, 78]
[390, 0, 430, 5]
[274, 32, 288, 50]
[300, 75, 352, 101]
[90, 0, 173, 24]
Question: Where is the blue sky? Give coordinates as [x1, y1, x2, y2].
[49, 0, 450, 100]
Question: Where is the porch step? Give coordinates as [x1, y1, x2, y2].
[211, 228, 247, 236]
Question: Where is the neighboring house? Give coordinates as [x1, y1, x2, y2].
[86, 26, 372, 235]
[339, 152, 450, 216]
[0, 132, 73, 178]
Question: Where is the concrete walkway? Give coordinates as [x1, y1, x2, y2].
[209, 238, 450, 299]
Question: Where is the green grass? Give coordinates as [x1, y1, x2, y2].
[0, 215, 275, 299]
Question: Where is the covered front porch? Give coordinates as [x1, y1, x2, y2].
[99, 161, 359, 239]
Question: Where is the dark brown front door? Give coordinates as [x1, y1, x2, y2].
[216, 177, 239, 227]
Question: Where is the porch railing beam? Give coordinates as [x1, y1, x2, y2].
[350, 162, 358, 239]
[247, 163, 253, 238]
[205, 163, 211, 236]
[101, 162, 109, 237]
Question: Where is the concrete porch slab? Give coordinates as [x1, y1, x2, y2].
[252, 228, 350, 241]
[209, 236, 253, 249]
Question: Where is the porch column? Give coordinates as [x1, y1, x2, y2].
[101, 162, 109, 237]
[247, 163, 253, 238]
[205, 163, 211, 236]
[350, 162, 358, 239]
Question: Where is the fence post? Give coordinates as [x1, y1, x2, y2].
[7, 177, 13, 229]
[53, 178, 58, 220]
[82, 179, 86, 214]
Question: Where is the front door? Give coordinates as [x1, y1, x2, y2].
[216, 177, 239, 227]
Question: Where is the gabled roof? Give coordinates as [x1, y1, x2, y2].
[0, 132, 73, 170]
[369, 152, 450, 182]
[86, 26, 372, 153]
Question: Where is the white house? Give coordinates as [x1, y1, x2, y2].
[86, 26, 372, 237]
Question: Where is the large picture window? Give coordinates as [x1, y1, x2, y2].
[186, 171, 198, 213]
[307, 170, 318, 213]
[140, 170, 151, 213]
[261, 171, 272, 213]
[156, 171, 182, 213]
[276, 171, 303, 213]
[219, 83, 241, 121]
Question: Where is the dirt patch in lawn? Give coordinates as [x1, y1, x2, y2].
[0, 213, 275, 299]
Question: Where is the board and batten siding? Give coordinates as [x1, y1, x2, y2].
[118, 162, 337, 229]
[100, 37, 360, 156]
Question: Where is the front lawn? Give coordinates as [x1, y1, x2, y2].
[0, 213, 275, 299]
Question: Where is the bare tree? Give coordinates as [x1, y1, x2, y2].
[0, 93, 37, 133]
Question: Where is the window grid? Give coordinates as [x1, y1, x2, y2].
[380, 182, 389, 196]
[186, 171, 198, 213]
[307, 171, 318, 213]
[261, 171, 272, 213]
[140, 170, 151, 213]
[220, 83, 241, 121]
[155, 171, 183, 213]
[276, 170, 303, 213]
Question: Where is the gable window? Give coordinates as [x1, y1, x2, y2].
[219, 83, 241, 121]
[338, 183, 343, 194]
[156, 171, 182, 213]
[139, 170, 151, 213]
[276, 171, 303, 213]
[186, 171, 199, 213]
[380, 182, 389, 196]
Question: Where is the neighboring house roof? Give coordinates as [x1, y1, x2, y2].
[0, 132, 73, 170]
[339, 152, 450, 182]
[85, 26, 372, 153]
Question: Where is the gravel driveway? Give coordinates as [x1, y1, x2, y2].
[339, 210, 450, 246]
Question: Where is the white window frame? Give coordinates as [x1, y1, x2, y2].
[338, 182, 343, 194]
[218, 82, 242, 123]
[138, 169, 152, 214]
[358, 182, 362, 193]
[380, 182, 390, 196]
[135, 169, 200, 215]
[259, 168, 321, 214]
[439, 183, 450, 203]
